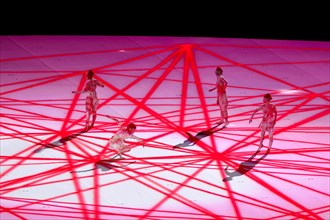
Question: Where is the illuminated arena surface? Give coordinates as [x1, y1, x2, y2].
[1, 36, 329, 220]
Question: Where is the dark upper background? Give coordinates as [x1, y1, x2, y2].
[2, 4, 329, 42]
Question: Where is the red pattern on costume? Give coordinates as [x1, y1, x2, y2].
[259, 104, 277, 132]
[109, 127, 141, 154]
[216, 77, 228, 106]
[83, 79, 103, 113]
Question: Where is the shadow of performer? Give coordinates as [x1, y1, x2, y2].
[223, 148, 270, 182]
[173, 124, 225, 149]
[70, 159, 136, 173]
[34, 130, 85, 153]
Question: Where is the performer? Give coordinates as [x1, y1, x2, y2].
[209, 66, 229, 126]
[72, 70, 104, 131]
[249, 93, 277, 150]
[106, 115, 145, 159]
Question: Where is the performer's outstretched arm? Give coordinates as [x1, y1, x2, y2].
[106, 115, 121, 125]
[249, 106, 262, 123]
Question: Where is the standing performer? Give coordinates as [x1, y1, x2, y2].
[249, 93, 277, 150]
[106, 115, 145, 159]
[72, 70, 104, 131]
[209, 66, 229, 126]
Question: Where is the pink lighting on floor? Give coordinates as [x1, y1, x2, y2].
[1, 36, 329, 220]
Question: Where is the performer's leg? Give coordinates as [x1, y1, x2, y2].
[218, 104, 224, 124]
[85, 112, 91, 129]
[219, 95, 229, 125]
[117, 144, 130, 159]
[85, 98, 92, 130]
[90, 113, 97, 128]
[259, 130, 266, 150]
[223, 104, 229, 125]
[268, 129, 274, 149]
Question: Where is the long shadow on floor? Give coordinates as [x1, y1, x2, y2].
[70, 159, 136, 173]
[173, 123, 226, 149]
[33, 130, 85, 153]
[222, 148, 270, 182]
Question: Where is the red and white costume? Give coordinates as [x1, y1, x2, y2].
[216, 76, 228, 110]
[257, 103, 277, 132]
[109, 126, 142, 155]
[83, 79, 103, 114]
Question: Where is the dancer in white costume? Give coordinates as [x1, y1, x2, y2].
[106, 115, 145, 159]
